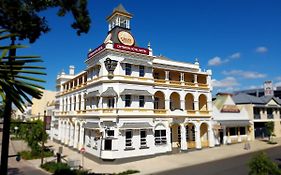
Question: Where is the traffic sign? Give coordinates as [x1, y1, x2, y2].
[80, 147, 85, 153]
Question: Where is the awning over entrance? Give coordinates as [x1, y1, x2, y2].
[83, 122, 100, 129]
[121, 58, 151, 67]
[100, 87, 118, 97]
[120, 89, 152, 96]
[119, 122, 153, 129]
[85, 90, 100, 98]
[218, 120, 250, 127]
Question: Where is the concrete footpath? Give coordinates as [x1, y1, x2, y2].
[26, 138, 281, 175]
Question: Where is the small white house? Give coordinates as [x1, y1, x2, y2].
[212, 93, 251, 145]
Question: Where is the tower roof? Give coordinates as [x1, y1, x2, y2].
[107, 4, 132, 20]
[113, 4, 131, 15]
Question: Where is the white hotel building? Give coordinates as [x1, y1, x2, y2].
[54, 4, 214, 160]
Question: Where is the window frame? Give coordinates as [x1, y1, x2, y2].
[154, 129, 167, 145]
[125, 63, 132, 76]
[139, 95, 145, 108]
[125, 95, 131, 107]
[140, 129, 147, 147]
[139, 65, 145, 77]
[125, 130, 133, 148]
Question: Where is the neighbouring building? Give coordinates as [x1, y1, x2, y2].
[13, 89, 56, 121]
[234, 81, 281, 99]
[54, 4, 214, 160]
[212, 93, 251, 145]
[233, 93, 281, 140]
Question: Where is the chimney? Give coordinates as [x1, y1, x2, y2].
[69, 65, 75, 75]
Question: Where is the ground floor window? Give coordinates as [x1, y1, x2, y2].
[140, 130, 147, 147]
[229, 127, 237, 135]
[125, 130, 133, 147]
[107, 130, 114, 137]
[104, 139, 112, 150]
[155, 130, 167, 145]
[239, 127, 246, 135]
[86, 130, 91, 147]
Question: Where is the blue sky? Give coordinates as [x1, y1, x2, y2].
[17, 0, 281, 93]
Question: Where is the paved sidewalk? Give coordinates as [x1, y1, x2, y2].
[28, 138, 281, 175]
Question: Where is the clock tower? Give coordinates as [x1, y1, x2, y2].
[107, 4, 132, 31]
[104, 4, 136, 47]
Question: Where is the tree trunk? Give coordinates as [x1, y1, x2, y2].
[0, 98, 12, 175]
[0, 37, 16, 175]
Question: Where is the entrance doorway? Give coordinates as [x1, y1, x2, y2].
[170, 124, 181, 148]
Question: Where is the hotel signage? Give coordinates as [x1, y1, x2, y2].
[118, 31, 135, 46]
[88, 44, 105, 59]
[114, 43, 149, 55]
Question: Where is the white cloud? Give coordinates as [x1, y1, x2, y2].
[276, 76, 281, 81]
[222, 70, 266, 79]
[208, 56, 229, 66]
[212, 77, 239, 87]
[229, 52, 241, 59]
[255, 46, 268, 53]
[275, 82, 281, 87]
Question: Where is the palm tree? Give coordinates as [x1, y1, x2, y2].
[0, 30, 46, 174]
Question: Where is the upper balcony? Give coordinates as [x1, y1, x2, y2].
[153, 68, 209, 89]
[57, 90, 211, 117]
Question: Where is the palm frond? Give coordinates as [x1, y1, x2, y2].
[0, 31, 46, 112]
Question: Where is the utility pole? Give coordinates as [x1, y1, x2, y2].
[0, 36, 16, 175]
[41, 110, 46, 165]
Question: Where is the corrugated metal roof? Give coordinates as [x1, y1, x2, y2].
[85, 90, 100, 98]
[233, 93, 264, 104]
[119, 122, 153, 129]
[100, 87, 118, 97]
[83, 122, 100, 129]
[120, 89, 152, 96]
[218, 120, 251, 127]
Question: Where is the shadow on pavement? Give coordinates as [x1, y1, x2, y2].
[8, 167, 24, 175]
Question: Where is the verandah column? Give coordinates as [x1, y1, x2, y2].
[180, 123, 187, 150]
[78, 123, 85, 149]
[195, 124, 202, 149]
[73, 122, 78, 149]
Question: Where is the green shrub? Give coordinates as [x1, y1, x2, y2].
[248, 152, 281, 175]
[41, 162, 90, 175]
[114, 170, 140, 175]
[41, 162, 70, 174]
[19, 150, 53, 160]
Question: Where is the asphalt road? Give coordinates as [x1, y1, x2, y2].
[8, 159, 50, 175]
[156, 146, 281, 175]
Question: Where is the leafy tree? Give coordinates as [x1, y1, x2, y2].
[0, 1, 91, 174]
[248, 152, 281, 175]
[21, 120, 48, 155]
[0, 0, 91, 43]
[265, 121, 275, 142]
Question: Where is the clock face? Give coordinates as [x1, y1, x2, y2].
[104, 33, 112, 43]
[118, 31, 135, 46]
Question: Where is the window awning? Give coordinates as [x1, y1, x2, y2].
[83, 122, 100, 129]
[120, 89, 152, 96]
[121, 58, 151, 67]
[119, 122, 153, 130]
[218, 120, 251, 127]
[100, 121, 117, 127]
[85, 90, 100, 98]
[100, 87, 118, 97]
